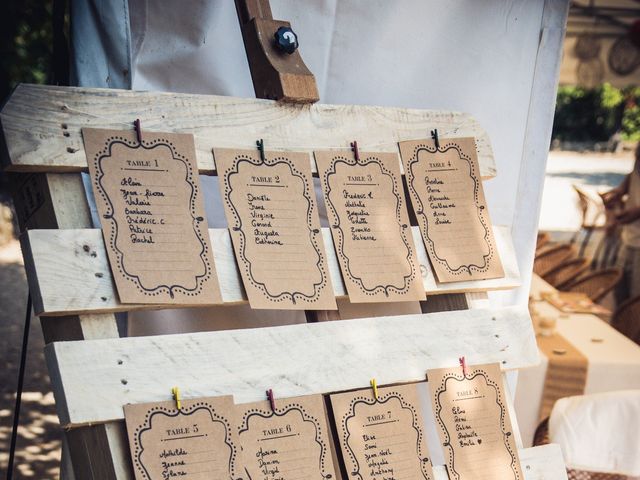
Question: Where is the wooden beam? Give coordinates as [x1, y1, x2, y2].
[9, 173, 122, 336]
[22, 225, 520, 316]
[65, 424, 133, 480]
[235, 0, 273, 23]
[8, 171, 126, 478]
[511, 0, 570, 304]
[234, 0, 319, 103]
[45, 305, 536, 426]
[0, 84, 497, 179]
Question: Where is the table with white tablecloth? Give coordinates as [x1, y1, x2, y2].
[515, 274, 640, 446]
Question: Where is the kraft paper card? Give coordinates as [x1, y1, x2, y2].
[315, 151, 425, 303]
[235, 394, 340, 480]
[214, 148, 336, 310]
[427, 362, 523, 480]
[398, 137, 504, 283]
[83, 128, 222, 305]
[330, 383, 434, 480]
[124, 396, 242, 480]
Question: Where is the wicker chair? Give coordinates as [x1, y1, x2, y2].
[533, 418, 635, 480]
[534, 244, 577, 277]
[571, 185, 607, 257]
[563, 268, 622, 303]
[543, 257, 591, 289]
[611, 295, 640, 345]
[537, 231, 551, 252]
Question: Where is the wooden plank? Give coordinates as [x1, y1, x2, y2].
[235, 0, 273, 25]
[9, 172, 92, 234]
[0, 84, 497, 178]
[40, 313, 120, 342]
[23, 225, 520, 316]
[59, 435, 77, 480]
[40, 314, 119, 343]
[422, 294, 468, 313]
[511, 0, 570, 305]
[8, 171, 127, 477]
[45, 305, 536, 426]
[11, 172, 122, 340]
[234, 0, 320, 103]
[65, 423, 133, 480]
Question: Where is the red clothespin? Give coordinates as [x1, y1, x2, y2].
[266, 388, 276, 412]
[459, 356, 468, 378]
[350, 141, 360, 162]
[134, 119, 142, 145]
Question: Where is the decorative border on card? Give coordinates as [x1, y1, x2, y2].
[340, 391, 432, 480]
[239, 402, 334, 479]
[432, 369, 521, 480]
[407, 141, 496, 277]
[93, 136, 211, 298]
[131, 401, 239, 480]
[224, 154, 329, 305]
[323, 155, 417, 297]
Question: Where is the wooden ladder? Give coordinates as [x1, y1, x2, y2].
[1, 1, 570, 477]
[1, 83, 567, 479]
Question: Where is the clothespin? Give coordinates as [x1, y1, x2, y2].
[171, 386, 182, 411]
[459, 356, 468, 378]
[134, 119, 143, 145]
[370, 378, 379, 401]
[256, 139, 266, 162]
[350, 141, 360, 162]
[266, 388, 276, 412]
[431, 129, 440, 150]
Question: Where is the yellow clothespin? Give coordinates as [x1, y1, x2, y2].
[171, 386, 182, 411]
[370, 378, 379, 401]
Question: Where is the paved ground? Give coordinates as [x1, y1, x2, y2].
[0, 150, 634, 479]
[0, 239, 61, 479]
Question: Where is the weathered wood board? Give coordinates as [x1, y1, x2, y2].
[23, 225, 519, 316]
[1, 84, 497, 178]
[45, 305, 536, 426]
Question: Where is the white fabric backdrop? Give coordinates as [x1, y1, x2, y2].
[129, 0, 544, 232]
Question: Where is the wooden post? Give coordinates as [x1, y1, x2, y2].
[10, 172, 130, 479]
[234, 0, 320, 103]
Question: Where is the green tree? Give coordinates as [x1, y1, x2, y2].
[0, 0, 63, 103]
[553, 83, 640, 143]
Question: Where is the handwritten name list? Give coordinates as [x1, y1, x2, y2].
[315, 151, 425, 303]
[124, 396, 240, 480]
[428, 363, 523, 480]
[83, 128, 221, 304]
[330, 383, 434, 480]
[236, 394, 339, 480]
[398, 137, 504, 283]
[215, 148, 336, 310]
